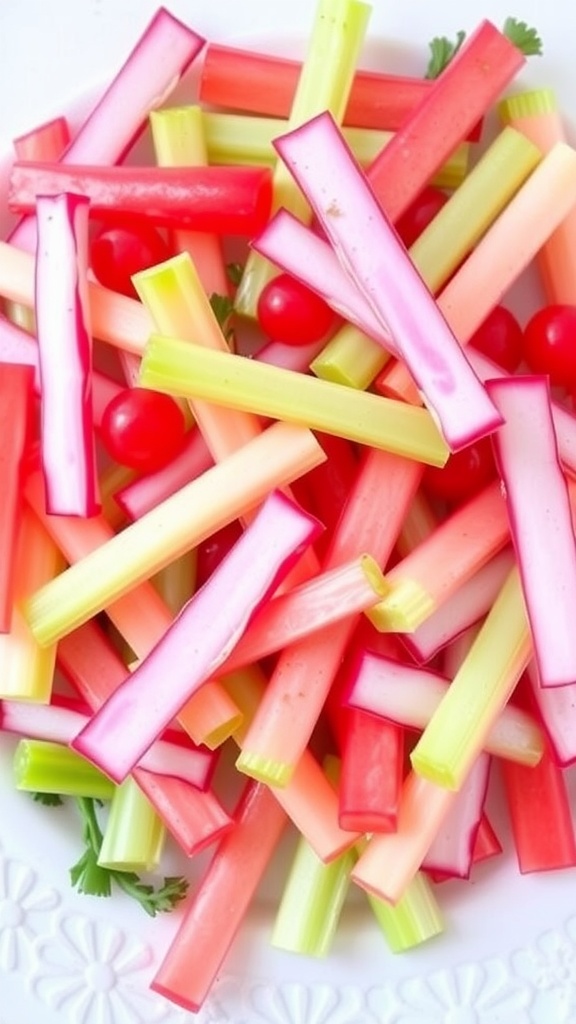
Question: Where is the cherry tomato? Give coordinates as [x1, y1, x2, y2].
[469, 305, 523, 373]
[257, 272, 337, 345]
[90, 222, 170, 298]
[395, 186, 449, 248]
[522, 304, 576, 389]
[423, 437, 496, 506]
[101, 388, 187, 473]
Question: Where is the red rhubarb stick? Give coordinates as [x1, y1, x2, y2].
[338, 710, 403, 833]
[35, 193, 99, 516]
[0, 364, 34, 631]
[422, 752, 491, 879]
[11, 162, 273, 236]
[152, 780, 287, 1012]
[13, 116, 71, 161]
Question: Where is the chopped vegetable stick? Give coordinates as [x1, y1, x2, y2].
[499, 88, 576, 304]
[502, 738, 576, 873]
[402, 548, 515, 664]
[396, 490, 438, 559]
[367, 22, 525, 219]
[201, 111, 470, 187]
[347, 652, 544, 767]
[14, 740, 115, 801]
[234, 0, 371, 317]
[487, 376, 576, 687]
[9, 8, 205, 252]
[98, 462, 135, 531]
[11, 162, 273, 236]
[421, 752, 491, 879]
[367, 870, 444, 952]
[526, 659, 576, 766]
[0, 697, 214, 789]
[219, 554, 387, 675]
[0, 505, 60, 702]
[72, 490, 322, 783]
[35, 193, 99, 516]
[130, 769, 232, 858]
[139, 336, 449, 466]
[472, 814, 503, 867]
[351, 772, 459, 904]
[236, 449, 422, 786]
[272, 831, 355, 957]
[13, 115, 70, 160]
[294, 432, 359, 557]
[0, 364, 33, 631]
[23, 421, 325, 647]
[275, 114, 503, 452]
[151, 780, 287, 1013]
[152, 552, 196, 616]
[311, 322, 390, 390]
[98, 777, 166, 873]
[338, 711, 403, 832]
[198, 43, 437, 131]
[410, 566, 532, 791]
[150, 107, 231, 299]
[116, 426, 213, 521]
[368, 482, 509, 633]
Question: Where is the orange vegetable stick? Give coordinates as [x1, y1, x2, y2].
[0, 364, 34, 631]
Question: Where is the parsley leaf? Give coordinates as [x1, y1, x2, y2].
[503, 17, 543, 56]
[68, 797, 188, 914]
[226, 262, 244, 288]
[425, 30, 466, 79]
[209, 292, 235, 342]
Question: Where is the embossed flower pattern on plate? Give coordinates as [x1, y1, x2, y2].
[0, 842, 60, 972]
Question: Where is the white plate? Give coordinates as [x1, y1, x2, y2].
[3, 2, 576, 1022]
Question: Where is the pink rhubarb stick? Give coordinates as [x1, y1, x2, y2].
[487, 376, 576, 686]
[35, 193, 98, 516]
[274, 113, 502, 451]
[73, 491, 321, 782]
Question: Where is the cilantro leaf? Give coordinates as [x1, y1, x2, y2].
[68, 797, 188, 914]
[209, 292, 235, 341]
[503, 17, 543, 56]
[425, 30, 466, 79]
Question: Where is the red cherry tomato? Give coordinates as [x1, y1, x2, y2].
[395, 186, 449, 248]
[522, 304, 576, 389]
[423, 437, 496, 506]
[469, 305, 523, 373]
[90, 222, 170, 298]
[101, 388, 187, 473]
[257, 272, 337, 345]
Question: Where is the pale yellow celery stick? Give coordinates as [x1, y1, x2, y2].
[0, 240, 151, 356]
[98, 775, 166, 873]
[133, 253, 321, 586]
[24, 473, 239, 749]
[202, 111, 470, 189]
[139, 336, 449, 467]
[351, 772, 458, 904]
[219, 666, 360, 862]
[411, 566, 532, 791]
[311, 322, 390, 389]
[23, 421, 325, 648]
[312, 126, 542, 389]
[234, 0, 371, 318]
[150, 106, 231, 301]
[499, 89, 576, 304]
[0, 507, 61, 702]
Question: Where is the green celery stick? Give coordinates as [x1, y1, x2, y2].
[367, 871, 444, 952]
[411, 566, 532, 790]
[311, 322, 389, 389]
[98, 776, 166, 873]
[14, 740, 115, 800]
[139, 335, 449, 467]
[234, 0, 371, 318]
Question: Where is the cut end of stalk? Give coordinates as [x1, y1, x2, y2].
[366, 578, 436, 633]
[367, 871, 444, 952]
[12, 739, 31, 789]
[409, 748, 459, 791]
[310, 328, 388, 390]
[359, 554, 390, 601]
[195, 712, 244, 750]
[499, 87, 557, 122]
[235, 749, 293, 787]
